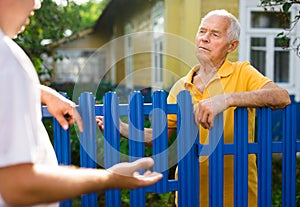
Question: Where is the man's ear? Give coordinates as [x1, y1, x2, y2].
[227, 40, 239, 53]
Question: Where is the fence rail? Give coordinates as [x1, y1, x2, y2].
[42, 90, 300, 207]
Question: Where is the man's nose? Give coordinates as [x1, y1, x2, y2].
[201, 32, 210, 43]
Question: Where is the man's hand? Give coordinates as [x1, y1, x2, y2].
[40, 85, 83, 132]
[96, 116, 129, 138]
[106, 157, 163, 189]
[194, 94, 228, 129]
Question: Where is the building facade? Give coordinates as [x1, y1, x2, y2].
[53, 0, 300, 100]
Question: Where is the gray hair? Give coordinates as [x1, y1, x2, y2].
[201, 9, 240, 42]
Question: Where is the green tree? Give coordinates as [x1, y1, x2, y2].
[15, 0, 108, 77]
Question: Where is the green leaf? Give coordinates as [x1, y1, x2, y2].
[282, 2, 292, 13]
[276, 32, 284, 37]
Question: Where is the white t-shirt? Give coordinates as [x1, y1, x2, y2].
[0, 29, 59, 207]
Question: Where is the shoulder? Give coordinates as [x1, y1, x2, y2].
[231, 61, 271, 90]
[0, 36, 23, 74]
[231, 61, 265, 76]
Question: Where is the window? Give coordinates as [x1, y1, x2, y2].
[239, 1, 300, 96]
[124, 23, 133, 89]
[55, 49, 107, 84]
[248, 10, 292, 85]
[151, 1, 164, 91]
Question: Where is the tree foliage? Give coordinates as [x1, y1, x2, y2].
[15, 0, 108, 77]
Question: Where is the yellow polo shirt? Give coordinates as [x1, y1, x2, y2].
[168, 60, 271, 207]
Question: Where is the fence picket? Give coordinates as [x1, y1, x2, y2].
[234, 108, 248, 207]
[257, 107, 272, 207]
[209, 113, 224, 207]
[103, 92, 121, 207]
[128, 92, 146, 207]
[152, 91, 169, 194]
[78, 92, 98, 207]
[282, 104, 296, 207]
[177, 90, 199, 207]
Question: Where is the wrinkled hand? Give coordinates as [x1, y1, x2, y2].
[194, 94, 228, 129]
[107, 157, 163, 189]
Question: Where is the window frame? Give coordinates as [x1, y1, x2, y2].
[239, 1, 300, 97]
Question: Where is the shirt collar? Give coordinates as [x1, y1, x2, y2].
[184, 60, 233, 88]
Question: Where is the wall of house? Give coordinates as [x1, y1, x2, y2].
[163, 0, 240, 89]
[109, 0, 161, 89]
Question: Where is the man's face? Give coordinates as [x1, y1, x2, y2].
[4, 0, 41, 38]
[195, 15, 233, 66]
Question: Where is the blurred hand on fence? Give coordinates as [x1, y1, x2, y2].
[96, 116, 129, 138]
[106, 157, 162, 189]
[41, 85, 83, 132]
[96, 116, 104, 131]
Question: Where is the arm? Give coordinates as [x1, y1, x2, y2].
[195, 82, 291, 129]
[0, 158, 162, 206]
[40, 85, 83, 132]
[96, 117, 176, 146]
[226, 82, 291, 110]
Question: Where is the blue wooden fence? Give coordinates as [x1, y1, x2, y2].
[42, 90, 300, 207]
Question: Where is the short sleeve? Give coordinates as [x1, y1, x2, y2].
[239, 62, 272, 91]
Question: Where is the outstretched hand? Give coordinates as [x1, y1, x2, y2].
[106, 157, 163, 189]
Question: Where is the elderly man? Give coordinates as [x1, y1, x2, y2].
[166, 9, 291, 206]
[0, 1, 162, 206]
[97, 9, 290, 206]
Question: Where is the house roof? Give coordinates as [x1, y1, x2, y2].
[93, 0, 148, 32]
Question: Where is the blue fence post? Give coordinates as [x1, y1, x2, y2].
[103, 92, 121, 207]
[234, 107, 248, 207]
[257, 107, 272, 207]
[209, 113, 224, 207]
[282, 105, 296, 207]
[176, 90, 199, 207]
[78, 92, 98, 207]
[53, 119, 72, 207]
[52, 92, 72, 207]
[152, 91, 169, 193]
[128, 91, 146, 207]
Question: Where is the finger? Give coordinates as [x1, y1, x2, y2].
[195, 103, 203, 125]
[55, 113, 70, 131]
[207, 113, 214, 129]
[142, 170, 153, 177]
[137, 172, 163, 184]
[95, 117, 104, 130]
[73, 109, 83, 132]
[130, 157, 154, 172]
[200, 111, 210, 129]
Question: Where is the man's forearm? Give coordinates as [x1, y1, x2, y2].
[0, 164, 111, 206]
[226, 86, 291, 110]
[40, 85, 59, 105]
[120, 122, 153, 145]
